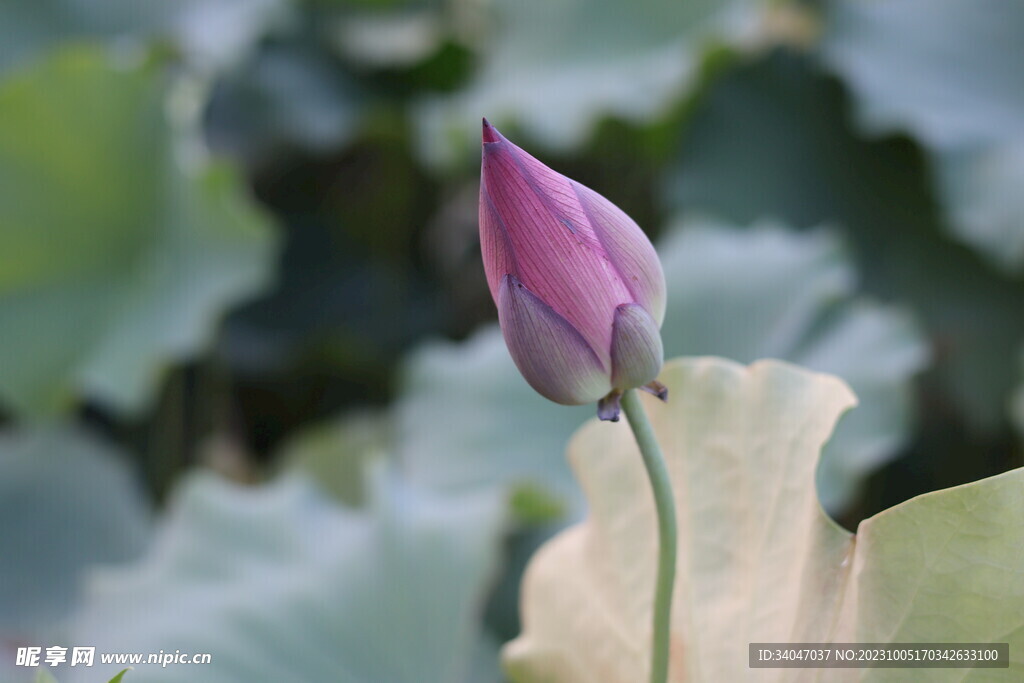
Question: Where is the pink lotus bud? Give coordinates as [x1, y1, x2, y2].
[479, 118, 667, 421]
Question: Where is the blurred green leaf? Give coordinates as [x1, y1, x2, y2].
[0, 0, 287, 78]
[222, 212, 442, 449]
[168, 0, 292, 74]
[820, 0, 1024, 147]
[508, 483, 566, 525]
[64, 468, 506, 682]
[394, 330, 587, 644]
[461, 635, 504, 683]
[276, 410, 390, 506]
[1013, 349, 1024, 444]
[397, 218, 925, 512]
[932, 143, 1024, 274]
[0, 0, 163, 75]
[0, 427, 150, 634]
[331, 8, 444, 69]
[205, 43, 364, 163]
[505, 358, 1024, 680]
[107, 670, 131, 683]
[820, 0, 1024, 272]
[414, 0, 766, 165]
[0, 48, 278, 417]
[396, 326, 591, 511]
[33, 670, 59, 683]
[665, 50, 1024, 431]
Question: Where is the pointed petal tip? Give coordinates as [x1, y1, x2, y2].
[640, 380, 669, 402]
[482, 117, 501, 144]
[597, 391, 623, 422]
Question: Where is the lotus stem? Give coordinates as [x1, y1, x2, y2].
[621, 389, 677, 683]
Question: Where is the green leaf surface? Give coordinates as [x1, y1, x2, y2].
[107, 670, 131, 683]
[0, 427, 150, 634]
[414, 0, 763, 165]
[398, 219, 926, 512]
[820, 0, 1024, 272]
[665, 50, 1024, 431]
[0, 49, 278, 416]
[505, 357, 1024, 681]
[64, 468, 506, 683]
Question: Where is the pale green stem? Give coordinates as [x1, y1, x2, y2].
[620, 389, 677, 683]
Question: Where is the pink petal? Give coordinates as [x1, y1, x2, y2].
[609, 303, 663, 391]
[481, 122, 633, 364]
[573, 182, 666, 325]
[479, 185, 519, 299]
[498, 275, 611, 405]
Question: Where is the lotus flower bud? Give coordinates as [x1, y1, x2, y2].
[479, 118, 667, 421]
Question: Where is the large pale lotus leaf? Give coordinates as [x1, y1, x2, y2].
[504, 357, 1024, 681]
[0, 48, 277, 416]
[414, 0, 761, 165]
[820, 0, 1024, 272]
[64, 467, 506, 682]
[665, 51, 1024, 432]
[398, 220, 925, 513]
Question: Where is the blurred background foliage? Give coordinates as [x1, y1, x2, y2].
[0, 0, 1021, 680]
